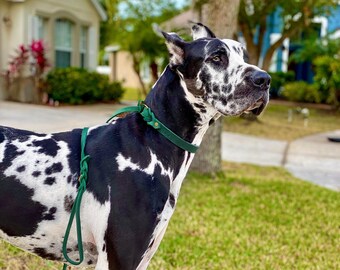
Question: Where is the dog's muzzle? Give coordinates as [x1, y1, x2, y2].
[244, 97, 267, 115]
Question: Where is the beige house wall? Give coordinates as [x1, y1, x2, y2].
[0, 1, 27, 72]
[112, 51, 144, 89]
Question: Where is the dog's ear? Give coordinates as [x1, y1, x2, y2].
[161, 31, 186, 69]
[191, 22, 216, 40]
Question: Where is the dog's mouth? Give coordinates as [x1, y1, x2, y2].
[244, 97, 266, 116]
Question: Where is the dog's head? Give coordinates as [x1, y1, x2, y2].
[161, 23, 270, 116]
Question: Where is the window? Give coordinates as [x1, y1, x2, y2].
[37, 16, 46, 39]
[55, 19, 73, 68]
[80, 26, 88, 68]
[33, 16, 46, 40]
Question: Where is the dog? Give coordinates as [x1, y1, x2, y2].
[0, 23, 270, 269]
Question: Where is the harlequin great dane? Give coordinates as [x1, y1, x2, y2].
[0, 23, 270, 269]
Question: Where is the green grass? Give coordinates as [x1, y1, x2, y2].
[1, 162, 339, 269]
[224, 101, 340, 141]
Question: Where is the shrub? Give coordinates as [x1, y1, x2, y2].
[313, 55, 340, 106]
[45, 67, 124, 104]
[281, 81, 321, 103]
[268, 71, 295, 98]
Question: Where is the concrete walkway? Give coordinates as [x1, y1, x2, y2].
[222, 131, 340, 191]
[1, 100, 340, 191]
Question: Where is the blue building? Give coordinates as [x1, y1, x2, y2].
[260, 5, 340, 82]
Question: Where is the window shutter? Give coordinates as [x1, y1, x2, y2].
[27, 15, 34, 43]
[88, 26, 97, 70]
[28, 15, 41, 43]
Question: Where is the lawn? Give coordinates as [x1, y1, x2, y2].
[224, 101, 340, 141]
[1, 162, 339, 269]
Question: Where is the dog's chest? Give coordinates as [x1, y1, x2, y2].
[134, 151, 194, 270]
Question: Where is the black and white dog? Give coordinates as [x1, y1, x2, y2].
[0, 24, 270, 269]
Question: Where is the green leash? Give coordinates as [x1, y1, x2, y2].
[62, 101, 198, 269]
[62, 127, 90, 270]
[107, 101, 199, 153]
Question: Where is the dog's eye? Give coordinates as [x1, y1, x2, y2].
[212, 56, 221, 62]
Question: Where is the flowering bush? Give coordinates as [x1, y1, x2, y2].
[4, 40, 49, 102]
[29, 40, 49, 77]
[6, 40, 49, 81]
[5, 45, 29, 81]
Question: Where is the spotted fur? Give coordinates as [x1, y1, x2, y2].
[0, 23, 270, 270]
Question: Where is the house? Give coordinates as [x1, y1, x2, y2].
[104, 45, 152, 91]
[0, 0, 107, 101]
[262, 5, 340, 82]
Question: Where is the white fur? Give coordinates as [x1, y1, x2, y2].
[0, 134, 111, 267]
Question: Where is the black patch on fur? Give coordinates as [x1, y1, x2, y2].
[64, 195, 74, 212]
[194, 103, 205, 109]
[45, 162, 63, 175]
[148, 239, 155, 249]
[209, 119, 215, 126]
[0, 128, 49, 237]
[169, 193, 176, 208]
[221, 96, 228, 106]
[212, 84, 219, 93]
[44, 177, 56, 185]
[32, 138, 60, 157]
[0, 177, 47, 236]
[242, 47, 250, 63]
[0, 133, 5, 144]
[16, 165, 26, 172]
[32, 171, 41, 177]
[33, 247, 59, 261]
[102, 244, 106, 252]
[43, 207, 57, 221]
[67, 175, 72, 183]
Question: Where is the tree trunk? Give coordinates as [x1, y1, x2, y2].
[261, 24, 301, 71]
[150, 60, 158, 83]
[132, 54, 148, 97]
[190, 0, 240, 174]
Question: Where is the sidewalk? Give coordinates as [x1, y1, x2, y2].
[1, 100, 340, 191]
[222, 131, 340, 191]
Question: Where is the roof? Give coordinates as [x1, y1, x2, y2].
[6, 0, 107, 21]
[90, 0, 108, 21]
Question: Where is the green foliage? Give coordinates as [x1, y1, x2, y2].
[290, 37, 340, 63]
[99, 0, 188, 93]
[45, 67, 124, 104]
[281, 81, 321, 103]
[268, 71, 295, 97]
[289, 35, 340, 106]
[313, 55, 340, 106]
[238, 0, 337, 68]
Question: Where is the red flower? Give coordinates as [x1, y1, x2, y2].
[30, 40, 44, 53]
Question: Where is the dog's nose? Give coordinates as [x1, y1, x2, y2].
[251, 71, 271, 89]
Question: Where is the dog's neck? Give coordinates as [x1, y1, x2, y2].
[144, 66, 219, 148]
